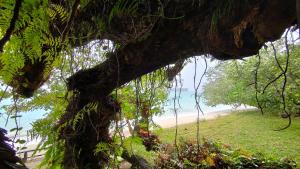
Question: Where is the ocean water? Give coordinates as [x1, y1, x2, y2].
[0, 90, 232, 132]
[0, 108, 46, 133]
[159, 90, 231, 118]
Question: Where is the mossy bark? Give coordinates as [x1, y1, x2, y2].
[58, 94, 119, 168]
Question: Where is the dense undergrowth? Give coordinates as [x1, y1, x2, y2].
[155, 139, 296, 169]
[127, 111, 300, 168]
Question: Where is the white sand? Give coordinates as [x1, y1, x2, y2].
[153, 107, 256, 128]
[154, 111, 230, 128]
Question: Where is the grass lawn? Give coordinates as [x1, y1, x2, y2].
[129, 110, 300, 166]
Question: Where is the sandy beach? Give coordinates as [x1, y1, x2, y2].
[154, 110, 231, 128]
[153, 107, 255, 128]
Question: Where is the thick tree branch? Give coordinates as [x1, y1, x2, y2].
[67, 0, 296, 99]
[0, 0, 295, 97]
[166, 59, 185, 81]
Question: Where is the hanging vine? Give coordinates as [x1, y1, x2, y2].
[254, 54, 264, 115]
[173, 75, 179, 157]
[193, 56, 208, 150]
[274, 29, 292, 130]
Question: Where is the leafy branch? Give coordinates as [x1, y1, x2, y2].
[0, 0, 23, 52]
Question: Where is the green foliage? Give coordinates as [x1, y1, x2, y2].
[72, 102, 98, 130]
[203, 43, 300, 115]
[17, 41, 168, 168]
[203, 60, 255, 107]
[210, 0, 249, 32]
[156, 111, 300, 164]
[118, 70, 168, 130]
[94, 135, 127, 168]
[27, 42, 108, 168]
[123, 136, 143, 148]
[47, 4, 69, 22]
[94, 142, 112, 156]
[155, 139, 296, 169]
[0, 0, 69, 85]
[109, 0, 140, 23]
[30, 85, 67, 169]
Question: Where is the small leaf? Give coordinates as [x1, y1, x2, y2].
[10, 115, 22, 118]
[10, 128, 18, 132]
[16, 139, 26, 144]
[21, 146, 28, 150]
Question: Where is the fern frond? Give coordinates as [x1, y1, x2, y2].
[72, 102, 98, 129]
[109, 0, 140, 23]
[49, 4, 69, 22]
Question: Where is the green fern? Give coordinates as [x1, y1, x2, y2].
[0, 0, 69, 86]
[0, 0, 15, 34]
[47, 4, 69, 22]
[0, 37, 25, 83]
[72, 102, 99, 130]
[210, 0, 249, 32]
[109, 0, 140, 24]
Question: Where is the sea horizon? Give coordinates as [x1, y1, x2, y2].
[1, 90, 236, 133]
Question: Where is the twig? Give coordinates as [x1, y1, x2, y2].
[1, 86, 10, 127]
[134, 79, 141, 133]
[12, 93, 20, 147]
[61, 0, 80, 42]
[147, 73, 156, 136]
[177, 73, 183, 110]
[0, 86, 9, 104]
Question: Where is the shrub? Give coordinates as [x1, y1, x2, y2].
[154, 139, 296, 169]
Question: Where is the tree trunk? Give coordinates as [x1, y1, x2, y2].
[58, 94, 119, 168]
[0, 128, 27, 169]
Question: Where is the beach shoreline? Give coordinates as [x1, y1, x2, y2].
[153, 107, 256, 129]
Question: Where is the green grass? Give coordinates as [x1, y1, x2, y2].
[129, 111, 300, 166]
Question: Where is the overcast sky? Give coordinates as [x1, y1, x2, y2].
[178, 57, 219, 91]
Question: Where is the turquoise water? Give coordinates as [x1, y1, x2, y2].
[0, 105, 46, 131]
[0, 90, 231, 131]
[163, 90, 231, 117]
